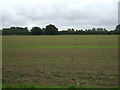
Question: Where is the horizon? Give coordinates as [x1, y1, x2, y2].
[1, 24, 117, 31]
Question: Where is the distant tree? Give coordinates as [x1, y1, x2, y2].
[85, 29, 88, 34]
[103, 28, 108, 35]
[2, 28, 11, 35]
[80, 29, 86, 35]
[2, 25, 120, 35]
[91, 28, 96, 35]
[45, 24, 58, 35]
[92, 28, 96, 31]
[115, 24, 120, 30]
[114, 25, 120, 34]
[41, 28, 45, 35]
[59, 30, 69, 35]
[2, 27, 29, 35]
[75, 30, 80, 35]
[67, 28, 75, 35]
[30, 27, 42, 35]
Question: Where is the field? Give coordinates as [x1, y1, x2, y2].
[2, 35, 119, 88]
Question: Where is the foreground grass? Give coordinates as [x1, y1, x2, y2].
[3, 84, 63, 88]
[4, 45, 119, 48]
[3, 84, 119, 88]
[2, 84, 103, 88]
[2, 35, 118, 88]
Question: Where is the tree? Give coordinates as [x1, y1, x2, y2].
[67, 28, 75, 35]
[59, 30, 69, 35]
[30, 27, 42, 35]
[45, 24, 58, 35]
[114, 25, 120, 34]
[2, 27, 29, 35]
[41, 28, 45, 35]
[115, 24, 120, 30]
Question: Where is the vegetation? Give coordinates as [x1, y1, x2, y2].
[2, 24, 120, 35]
[45, 24, 58, 35]
[30, 27, 42, 35]
[3, 84, 119, 88]
[2, 27, 29, 35]
[2, 35, 118, 88]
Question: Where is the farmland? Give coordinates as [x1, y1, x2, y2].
[2, 35, 119, 88]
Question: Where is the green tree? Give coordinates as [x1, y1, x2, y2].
[115, 24, 120, 30]
[114, 25, 120, 34]
[2, 27, 29, 35]
[45, 24, 58, 35]
[67, 28, 75, 35]
[30, 27, 42, 35]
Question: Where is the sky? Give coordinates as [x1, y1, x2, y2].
[0, 0, 119, 30]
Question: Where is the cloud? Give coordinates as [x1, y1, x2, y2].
[0, 0, 119, 30]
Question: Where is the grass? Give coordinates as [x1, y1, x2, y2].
[2, 84, 119, 88]
[2, 35, 118, 88]
[2, 84, 63, 88]
[4, 45, 119, 48]
[2, 84, 99, 88]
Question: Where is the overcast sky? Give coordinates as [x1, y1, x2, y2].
[0, 0, 119, 30]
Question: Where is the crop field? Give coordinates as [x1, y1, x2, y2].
[2, 35, 119, 88]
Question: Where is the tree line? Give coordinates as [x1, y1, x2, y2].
[2, 24, 120, 35]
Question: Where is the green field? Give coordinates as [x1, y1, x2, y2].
[2, 35, 119, 88]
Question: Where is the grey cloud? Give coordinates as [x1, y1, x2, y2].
[0, 0, 118, 30]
